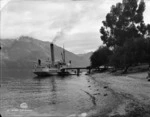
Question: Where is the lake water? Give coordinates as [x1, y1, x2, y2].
[0, 70, 117, 117]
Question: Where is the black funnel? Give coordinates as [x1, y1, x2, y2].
[50, 43, 55, 66]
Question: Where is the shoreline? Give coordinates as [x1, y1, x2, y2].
[89, 71, 150, 117]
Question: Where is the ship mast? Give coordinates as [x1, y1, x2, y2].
[63, 44, 65, 64]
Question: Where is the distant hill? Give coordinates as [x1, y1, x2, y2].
[78, 52, 93, 66]
[0, 36, 89, 69]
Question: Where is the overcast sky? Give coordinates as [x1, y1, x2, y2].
[0, 0, 150, 54]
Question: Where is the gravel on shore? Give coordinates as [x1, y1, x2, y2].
[89, 72, 150, 117]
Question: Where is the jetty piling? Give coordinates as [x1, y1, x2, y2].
[61, 67, 92, 76]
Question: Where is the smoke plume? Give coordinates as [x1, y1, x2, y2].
[52, 29, 64, 43]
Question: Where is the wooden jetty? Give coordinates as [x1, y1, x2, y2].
[61, 67, 92, 76]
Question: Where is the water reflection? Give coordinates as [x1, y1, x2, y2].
[49, 77, 57, 105]
[0, 70, 108, 116]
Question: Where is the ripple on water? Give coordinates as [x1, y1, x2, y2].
[0, 72, 116, 116]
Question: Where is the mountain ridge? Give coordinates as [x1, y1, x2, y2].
[78, 51, 93, 66]
[0, 36, 90, 69]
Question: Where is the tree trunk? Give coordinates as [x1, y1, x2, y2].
[122, 65, 130, 74]
[111, 67, 117, 73]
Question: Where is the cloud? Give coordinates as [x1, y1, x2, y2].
[0, 0, 12, 11]
[1, 0, 150, 53]
[56, 32, 102, 53]
[144, 0, 150, 24]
